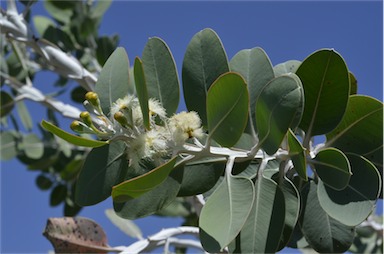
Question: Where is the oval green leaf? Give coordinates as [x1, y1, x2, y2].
[133, 57, 150, 129]
[75, 141, 128, 206]
[182, 28, 229, 126]
[112, 157, 177, 202]
[95, 47, 130, 115]
[326, 95, 383, 170]
[0, 131, 18, 161]
[287, 129, 307, 180]
[207, 72, 249, 147]
[20, 133, 44, 160]
[296, 49, 350, 137]
[199, 173, 254, 252]
[317, 153, 381, 226]
[255, 74, 303, 155]
[273, 60, 301, 77]
[142, 37, 179, 115]
[230, 47, 275, 132]
[41, 120, 107, 148]
[239, 175, 286, 253]
[312, 148, 351, 190]
[300, 181, 355, 253]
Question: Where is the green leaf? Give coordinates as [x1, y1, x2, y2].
[300, 181, 355, 253]
[239, 175, 286, 253]
[16, 100, 32, 131]
[43, 0, 74, 24]
[230, 47, 275, 132]
[105, 209, 143, 240]
[199, 174, 254, 252]
[273, 60, 301, 77]
[19, 133, 44, 159]
[312, 148, 351, 190]
[96, 35, 119, 66]
[207, 72, 249, 147]
[75, 141, 128, 206]
[36, 174, 53, 190]
[326, 95, 383, 170]
[317, 154, 381, 226]
[0, 91, 14, 117]
[276, 177, 300, 251]
[95, 47, 130, 115]
[349, 72, 358, 95]
[33, 15, 55, 37]
[50, 184, 67, 206]
[112, 157, 177, 202]
[41, 120, 107, 148]
[296, 49, 350, 137]
[255, 74, 303, 155]
[142, 37, 180, 115]
[0, 131, 18, 160]
[90, 0, 112, 18]
[177, 161, 225, 197]
[287, 129, 307, 180]
[133, 57, 150, 129]
[113, 167, 183, 219]
[182, 28, 229, 126]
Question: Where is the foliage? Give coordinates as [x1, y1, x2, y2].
[1, 1, 382, 253]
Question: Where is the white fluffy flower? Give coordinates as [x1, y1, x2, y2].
[169, 111, 203, 145]
[110, 95, 136, 116]
[148, 98, 166, 118]
[144, 128, 169, 158]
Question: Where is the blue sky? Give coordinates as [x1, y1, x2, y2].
[1, 1, 383, 253]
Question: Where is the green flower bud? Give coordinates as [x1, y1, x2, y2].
[85, 92, 99, 106]
[80, 111, 93, 126]
[70, 121, 85, 132]
[114, 111, 129, 127]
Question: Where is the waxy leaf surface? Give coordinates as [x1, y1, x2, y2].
[182, 28, 229, 126]
[95, 47, 130, 115]
[133, 57, 150, 129]
[287, 129, 307, 180]
[207, 72, 249, 147]
[142, 37, 179, 115]
[317, 154, 381, 226]
[296, 49, 349, 136]
[312, 148, 351, 190]
[112, 157, 177, 202]
[255, 74, 303, 155]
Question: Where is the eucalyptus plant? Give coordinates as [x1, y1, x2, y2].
[1, 1, 382, 253]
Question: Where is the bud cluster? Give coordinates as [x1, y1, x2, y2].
[71, 92, 204, 168]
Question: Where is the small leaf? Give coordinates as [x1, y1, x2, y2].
[105, 209, 143, 240]
[199, 174, 254, 252]
[349, 72, 358, 95]
[33, 15, 55, 37]
[326, 95, 383, 170]
[312, 148, 351, 190]
[112, 157, 177, 202]
[255, 74, 303, 155]
[41, 120, 107, 148]
[207, 72, 249, 147]
[296, 49, 350, 137]
[43, 0, 74, 24]
[300, 181, 355, 253]
[0, 131, 18, 161]
[182, 28, 229, 126]
[133, 57, 150, 129]
[36, 174, 53, 190]
[273, 60, 301, 76]
[317, 154, 381, 226]
[239, 174, 286, 253]
[95, 47, 130, 115]
[90, 0, 112, 18]
[0, 91, 14, 117]
[142, 37, 180, 115]
[75, 141, 128, 206]
[43, 217, 115, 253]
[287, 129, 307, 180]
[19, 133, 44, 159]
[50, 184, 67, 206]
[16, 100, 32, 131]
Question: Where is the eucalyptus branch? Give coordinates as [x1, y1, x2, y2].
[0, 2, 97, 91]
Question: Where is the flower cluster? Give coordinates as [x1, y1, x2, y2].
[71, 92, 204, 169]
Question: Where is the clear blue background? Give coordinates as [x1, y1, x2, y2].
[1, 1, 383, 253]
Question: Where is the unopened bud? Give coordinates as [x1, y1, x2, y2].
[85, 92, 99, 106]
[80, 111, 93, 126]
[114, 111, 129, 127]
[70, 121, 85, 132]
